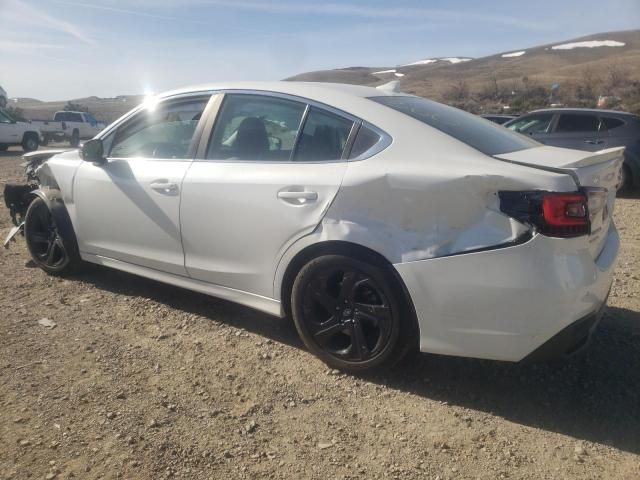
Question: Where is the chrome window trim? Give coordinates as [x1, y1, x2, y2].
[98, 88, 392, 163]
[96, 90, 220, 140]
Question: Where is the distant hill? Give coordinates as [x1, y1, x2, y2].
[286, 30, 640, 112]
[12, 95, 144, 123]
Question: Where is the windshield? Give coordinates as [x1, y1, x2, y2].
[370, 95, 538, 156]
[504, 114, 554, 134]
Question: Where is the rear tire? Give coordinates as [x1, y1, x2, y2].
[24, 197, 83, 275]
[21, 133, 39, 152]
[291, 254, 413, 373]
[617, 164, 632, 194]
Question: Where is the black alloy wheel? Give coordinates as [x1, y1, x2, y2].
[292, 255, 406, 372]
[25, 198, 71, 272]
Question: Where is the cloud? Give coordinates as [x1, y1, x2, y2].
[1, 0, 93, 44]
[0, 40, 67, 52]
[50, 0, 549, 30]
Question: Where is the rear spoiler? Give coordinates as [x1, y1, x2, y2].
[563, 147, 625, 168]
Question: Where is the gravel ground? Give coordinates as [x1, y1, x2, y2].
[1, 146, 639, 480]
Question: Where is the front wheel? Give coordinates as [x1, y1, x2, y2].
[291, 254, 411, 373]
[24, 197, 82, 275]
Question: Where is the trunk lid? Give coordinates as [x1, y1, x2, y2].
[495, 145, 624, 258]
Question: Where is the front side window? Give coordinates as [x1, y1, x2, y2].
[555, 114, 600, 133]
[0, 110, 13, 123]
[207, 94, 305, 161]
[371, 95, 538, 156]
[506, 114, 554, 134]
[109, 97, 208, 159]
[293, 107, 354, 162]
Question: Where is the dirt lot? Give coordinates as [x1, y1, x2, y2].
[0, 146, 639, 480]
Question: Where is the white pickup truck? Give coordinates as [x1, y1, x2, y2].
[32, 111, 105, 147]
[0, 109, 41, 152]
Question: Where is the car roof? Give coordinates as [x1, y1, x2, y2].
[526, 107, 636, 118]
[159, 81, 391, 99]
[155, 81, 409, 116]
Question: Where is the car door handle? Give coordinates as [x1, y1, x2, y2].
[150, 181, 179, 195]
[585, 140, 605, 145]
[277, 190, 318, 203]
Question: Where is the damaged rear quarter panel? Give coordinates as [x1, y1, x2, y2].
[316, 140, 578, 265]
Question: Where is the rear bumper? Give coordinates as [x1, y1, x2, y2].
[520, 299, 606, 362]
[394, 224, 619, 362]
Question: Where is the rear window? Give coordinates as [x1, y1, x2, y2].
[601, 117, 625, 130]
[370, 96, 537, 156]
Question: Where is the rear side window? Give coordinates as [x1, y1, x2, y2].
[601, 117, 625, 130]
[83, 113, 98, 126]
[293, 107, 354, 162]
[109, 97, 208, 159]
[349, 125, 382, 159]
[207, 94, 305, 161]
[555, 114, 600, 133]
[370, 95, 537, 156]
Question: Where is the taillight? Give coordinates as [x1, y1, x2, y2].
[499, 190, 590, 238]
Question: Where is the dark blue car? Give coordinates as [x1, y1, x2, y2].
[505, 108, 640, 192]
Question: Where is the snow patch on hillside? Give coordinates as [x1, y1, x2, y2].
[502, 50, 526, 58]
[402, 59, 438, 66]
[441, 57, 472, 64]
[402, 57, 472, 66]
[552, 40, 625, 50]
[372, 69, 397, 74]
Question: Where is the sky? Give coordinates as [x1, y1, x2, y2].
[0, 0, 639, 100]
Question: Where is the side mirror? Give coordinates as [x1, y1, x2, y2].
[81, 139, 105, 164]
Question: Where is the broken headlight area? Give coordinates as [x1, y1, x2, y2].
[4, 183, 38, 227]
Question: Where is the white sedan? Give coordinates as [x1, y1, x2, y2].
[4, 82, 622, 372]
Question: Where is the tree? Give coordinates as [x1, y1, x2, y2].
[605, 62, 630, 91]
[63, 101, 89, 112]
[6, 106, 27, 122]
[442, 80, 470, 103]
